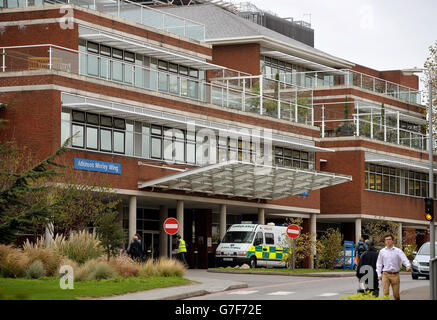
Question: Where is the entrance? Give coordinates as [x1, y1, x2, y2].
[142, 231, 160, 260]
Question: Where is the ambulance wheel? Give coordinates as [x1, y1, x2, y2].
[250, 256, 257, 269]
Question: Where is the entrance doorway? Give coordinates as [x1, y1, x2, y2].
[142, 231, 160, 260]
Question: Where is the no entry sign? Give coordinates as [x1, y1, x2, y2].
[286, 224, 301, 239]
[163, 218, 179, 235]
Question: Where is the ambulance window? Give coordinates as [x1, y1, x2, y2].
[265, 233, 275, 245]
[253, 232, 263, 246]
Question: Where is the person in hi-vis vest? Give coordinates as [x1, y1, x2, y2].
[176, 234, 188, 267]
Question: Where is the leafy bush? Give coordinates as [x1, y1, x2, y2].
[51, 230, 104, 264]
[23, 239, 61, 276]
[404, 243, 417, 262]
[25, 260, 46, 279]
[0, 245, 29, 278]
[341, 292, 391, 300]
[108, 254, 141, 278]
[316, 228, 344, 269]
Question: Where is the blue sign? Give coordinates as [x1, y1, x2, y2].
[299, 192, 309, 196]
[74, 158, 121, 175]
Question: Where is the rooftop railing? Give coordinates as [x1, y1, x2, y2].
[314, 100, 429, 151]
[275, 69, 422, 105]
[0, 44, 314, 126]
[0, 0, 205, 41]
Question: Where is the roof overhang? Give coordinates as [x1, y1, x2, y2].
[365, 152, 437, 172]
[205, 35, 355, 69]
[137, 160, 352, 200]
[260, 50, 339, 72]
[61, 92, 334, 153]
[78, 26, 223, 70]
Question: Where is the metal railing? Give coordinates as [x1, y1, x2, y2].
[0, 0, 206, 42]
[275, 69, 422, 105]
[315, 101, 429, 151]
[0, 44, 314, 126]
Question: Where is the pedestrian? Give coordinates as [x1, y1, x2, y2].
[376, 234, 411, 300]
[354, 237, 368, 267]
[356, 239, 379, 296]
[176, 234, 188, 267]
[127, 235, 143, 262]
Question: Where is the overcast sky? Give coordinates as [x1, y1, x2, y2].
[231, 0, 436, 74]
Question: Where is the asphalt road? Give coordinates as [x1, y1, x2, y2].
[185, 271, 430, 300]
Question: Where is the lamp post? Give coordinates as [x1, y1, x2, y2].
[402, 68, 435, 300]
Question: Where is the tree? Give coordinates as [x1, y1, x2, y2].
[424, 40, 437, 146]
[94, 209, 125, 261]
[316, 228, 343, 269]
[362, 219, 399, 248]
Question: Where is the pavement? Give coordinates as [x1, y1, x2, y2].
[97, 269, 430, 300]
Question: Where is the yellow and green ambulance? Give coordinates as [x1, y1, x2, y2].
[215, 223, 290, 268]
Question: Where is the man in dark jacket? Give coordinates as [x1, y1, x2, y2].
[356, 240, 379, 297]
[127, 235, 143, 261]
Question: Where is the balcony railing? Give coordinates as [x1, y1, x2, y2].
[0, 44, 314, 126]
[275, 69, 422, 105]
[315, 101, 429, 151]
[0, 0, 205, 42]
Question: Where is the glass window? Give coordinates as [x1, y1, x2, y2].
[87, 55, 99, 77]
[169, 63, 178, 73]
[72, 124, 84, 148]
[179, 66, 188, 76]
[113, 131, 125, 153]
[86, 113, 99, 125]
[112, 48, 123, 60]
[186, 143, 195, 164]
[265, 233, 275, 245]
[151, 125, 162, 135]
[163, 138, 173, 160]
[189, 68, 198, 78]
[72, 111, 85, 122]
[100, 45, 111, 56]
[113, 118, 126, 130]
[175, 140, 184, 162]
[100, 129, 112, 151]
[87, 42, 99, 53]
[86, 126, 98, 150]
[158, 60, 168, 70]
[112, 60, 123, 82]
[126, 131, 134, 156]
[100, 115, 112, 127]
[151, 137, 162, 159]
[124, 51, 135, 63]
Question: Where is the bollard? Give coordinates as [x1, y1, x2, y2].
[194, 250, 198, 269]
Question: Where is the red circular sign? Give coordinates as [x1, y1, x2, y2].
[163, 218, 179, 235]
[286, 224, 301, 239]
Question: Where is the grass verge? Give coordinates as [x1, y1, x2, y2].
[211, 267, 355, 273]
[0, 276, 190, 300]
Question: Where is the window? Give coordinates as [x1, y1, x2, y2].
[100, 45, 111, 57]
[71, 124, 84, 148]
[72, 111, 85, 123]
[158, 60, 168, 70]
[87, 42, 99, 54]
[112, 48, 123, 60]
[113, 118, 126, 130]
[86, 126, 98, 150]
[113, 131, 125, 153]
[253, 232, 263, 246]
[86, 113, 99, 125]
[265, 233, 275, 245]
[100, 116, 112, 128]
[124, 51, 135, 63]
[100, 129, 112, 152]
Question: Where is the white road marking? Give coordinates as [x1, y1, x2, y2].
[317, 293, 339, 297]
[228, 290, 258, 295]
[267, 291, 296, 296]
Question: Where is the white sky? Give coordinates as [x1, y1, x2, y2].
[231, 0, 436, 73]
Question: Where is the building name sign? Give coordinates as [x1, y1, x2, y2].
[74, 158, 121, 175]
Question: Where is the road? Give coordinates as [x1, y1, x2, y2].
[185, 270, 429, 300]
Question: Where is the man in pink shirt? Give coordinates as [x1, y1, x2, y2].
[376, 234, 411, 300]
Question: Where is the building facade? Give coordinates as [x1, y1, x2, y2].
[0, 1, 433, 268]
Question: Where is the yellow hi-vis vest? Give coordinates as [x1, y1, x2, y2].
[178, 239, 187, 253]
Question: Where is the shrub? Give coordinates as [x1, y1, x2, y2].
[108, 254, 141, 278]
[25, 260, 46, 279]
[316, 228, 344, 269]
[51, 230, 104, 264]
[341, 292, 391, 300]
[139, 259, 158, 278]
[23, 240, 61, 276]
[0, 245, 29, 278]
[155, 258, 186, 277]
[75, 259, 116, 281]
[58, 257, 79, 280]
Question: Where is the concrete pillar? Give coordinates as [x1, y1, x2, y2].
[219, 204, 227, 241]
[159, 205, 168, 257]
[398, 223, 403, 247]
[128, 196, 137, 242]
[176, 200, 184, 239]
[258, 208, 265, 225]
[310, 213, 317, 269]
[355, 218, 362, 243]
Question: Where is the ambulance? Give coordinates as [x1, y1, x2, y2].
[215, 223, 290, 268]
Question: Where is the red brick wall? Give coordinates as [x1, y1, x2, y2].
[211, 44, 260, 76]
